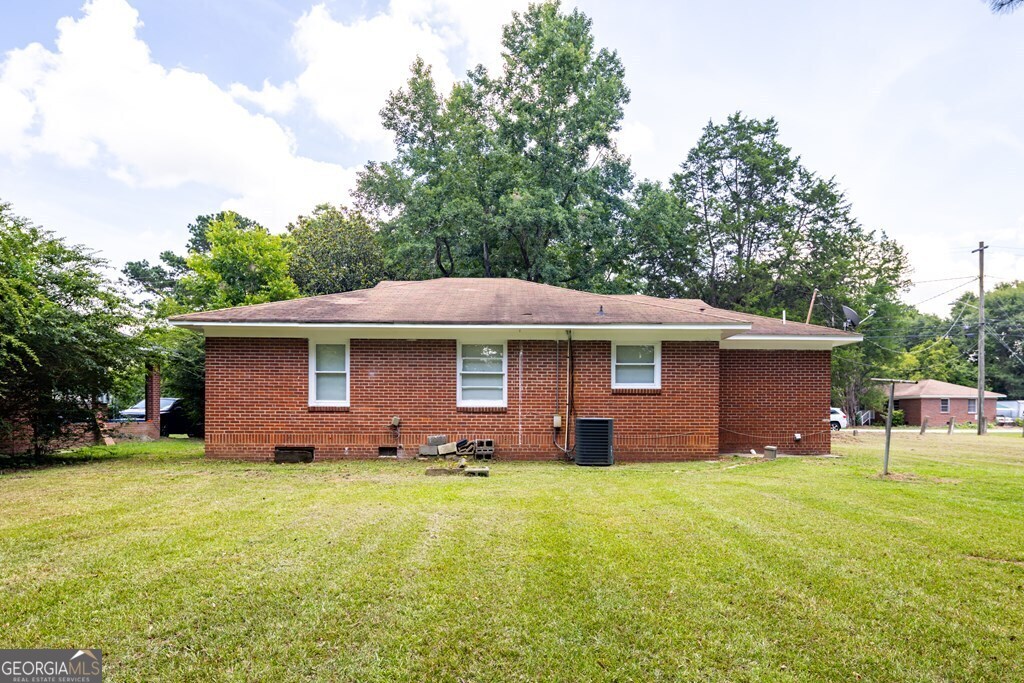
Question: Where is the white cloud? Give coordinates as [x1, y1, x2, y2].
[283, 0, 530, 146]
[289, 3, 457, 146]
[0, 0, 356, 229]
[229, 79, 298, 116]
[615, 120, 656, 165]
[398, 0, 529, 71]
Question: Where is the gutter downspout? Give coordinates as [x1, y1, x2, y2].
[553, 330, 575, 458]
[565, 330, 573, 453]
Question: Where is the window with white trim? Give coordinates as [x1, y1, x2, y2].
[967, 398, 977, 414]
[939, 398, 950, 413]
[310, 342, 349, 406]
[612, 343, 661, 389]
[458, 343, 506, 407]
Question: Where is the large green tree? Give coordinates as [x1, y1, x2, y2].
[175, 213, 298, 310]
[288, 204, 386, 295]
[625, 113, 908, 316]
[886, 337, 976, 387]
[0, 202, 140, 455]
[123, 211, 262, 301]
[124, 212, 300, 426]
[621, 114, 910, 418]
[950, 282, 1024, 398]
[358, 1, 632, 289]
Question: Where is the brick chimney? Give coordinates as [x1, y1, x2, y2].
[145, 364, 161, 424]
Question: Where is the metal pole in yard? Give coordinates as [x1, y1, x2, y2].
[871, 378, 918, 477]
[884, 382, 894, 476]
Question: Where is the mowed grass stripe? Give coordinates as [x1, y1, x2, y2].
[1, 434, 1023, 681]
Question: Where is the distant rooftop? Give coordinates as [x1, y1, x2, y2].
[892, 379, 1005, 399]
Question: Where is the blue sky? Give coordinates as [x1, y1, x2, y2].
[1, 0, 1022, 314]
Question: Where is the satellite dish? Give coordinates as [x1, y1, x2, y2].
[842, 305, 861, 329]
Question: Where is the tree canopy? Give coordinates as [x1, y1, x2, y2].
[0, 201, 140, 455]
[123, 211, 301, 427]
[948, 282, 1024, 398]
[288, 204, 386, 295]
[357, 1, 632, 290]
[625, 113, 908, 316]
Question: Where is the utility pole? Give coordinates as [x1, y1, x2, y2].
[973, 241, 988, 435]
[806, 288, 818, 325]
[871, 378, 918, 476]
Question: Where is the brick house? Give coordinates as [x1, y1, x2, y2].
[169, 278, 860, 462]
[892, 379, 1004, 426]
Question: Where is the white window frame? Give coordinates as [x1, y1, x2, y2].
[939, 398, 950, 414]
[611, 342, 662, 389]
[967, 398, 977, 414]
[457, 341, 507, 408]
[308, 340, 350, 407]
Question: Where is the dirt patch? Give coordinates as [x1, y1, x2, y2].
[966, 554, 1024, 567]
[872, 472, 961, 484]
[877, 472, 921, 482]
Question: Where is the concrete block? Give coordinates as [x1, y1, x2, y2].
[418, 445, 439, 456]
[427, 434, 448, 446]
[437, 442, 457, 455]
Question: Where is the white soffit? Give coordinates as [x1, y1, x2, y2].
[719, 334, 862, 350]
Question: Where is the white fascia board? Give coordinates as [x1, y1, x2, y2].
[720, 334, 862, 350]
[170, 320, 752, 342]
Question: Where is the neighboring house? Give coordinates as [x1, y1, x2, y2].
[892, 379, 1005, 426]
[169, 278, 860, 462]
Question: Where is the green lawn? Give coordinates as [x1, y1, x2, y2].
[1, 434, 1023, 682]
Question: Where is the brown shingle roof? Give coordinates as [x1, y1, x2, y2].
[892, 379, 1005, 399]
[607, 294, 856, 337]
[169, 278, 854, 338]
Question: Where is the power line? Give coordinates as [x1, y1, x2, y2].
[909, 278, 978, 307]
[911, 275, 977, 284]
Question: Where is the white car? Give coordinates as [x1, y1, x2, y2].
[830, 407, 848, 431]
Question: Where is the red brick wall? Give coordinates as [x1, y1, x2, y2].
[0, 417, 155, 455]
[719, 349, 832, 455]
[204, 338, 725, 461]
[206, 337, 565, 461]
[571, 341, 720, 460]
[897, 397, 999, 426]
[204, 338, 832, 461]
[144, 364, 161, 424]
[900, 398, 923, 427]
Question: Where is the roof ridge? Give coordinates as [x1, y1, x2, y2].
[369, 278, 753, 325]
